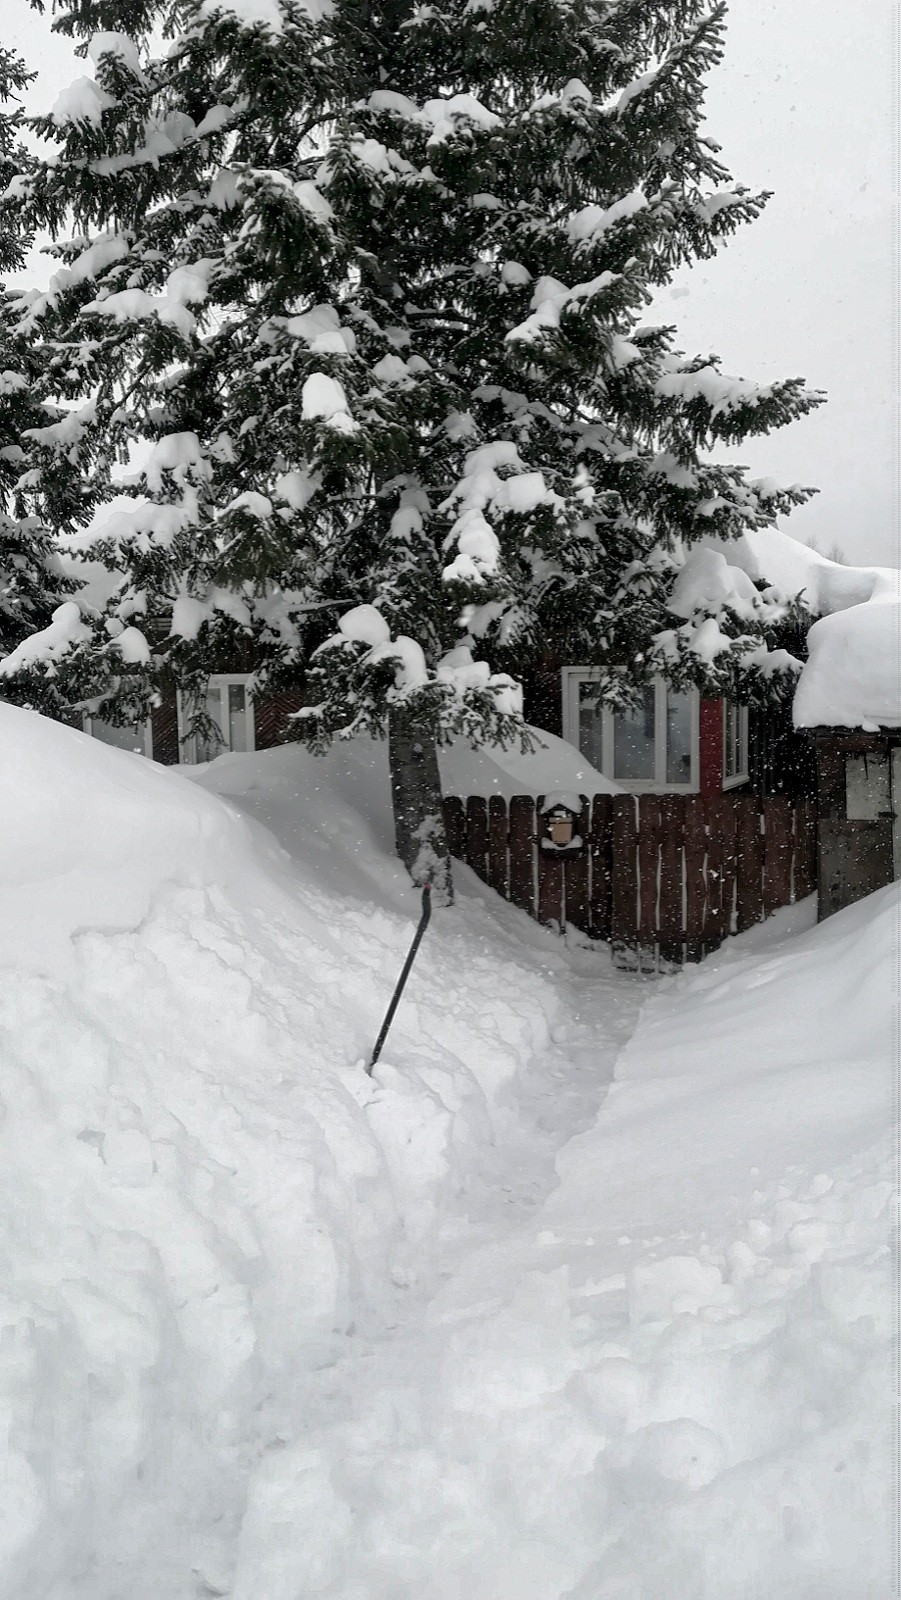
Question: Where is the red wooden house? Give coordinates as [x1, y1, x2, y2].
[84, 667, 750, 802]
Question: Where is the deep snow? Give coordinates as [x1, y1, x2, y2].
[688, 525, 901, 730]
[0, 705, 892, 1598]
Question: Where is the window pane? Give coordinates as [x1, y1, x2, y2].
[228, 682, 249, 752]
[577, 681, 604, 767]
[665, 690, 692, 785]
[613, 686, 656, 781]
[91, 719, 146, 755]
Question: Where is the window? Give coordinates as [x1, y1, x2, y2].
[177, 675, 255, 763]
[722, 700, 749, 788]
[84, 716, 153, 758]
[562, 669, 698, 792]
[845, 753, 891, 820]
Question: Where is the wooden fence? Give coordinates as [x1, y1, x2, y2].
[443, 793, 817, 968]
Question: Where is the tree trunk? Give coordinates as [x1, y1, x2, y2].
[387, 709, 453, 906]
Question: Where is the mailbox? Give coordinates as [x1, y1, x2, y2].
[539, 793, 584, 856]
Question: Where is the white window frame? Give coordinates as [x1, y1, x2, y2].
[176, 674, 256, 764]
[722, 700, 750, 789]
[83, 714, 153, 758]
[561, 668, 700, 793]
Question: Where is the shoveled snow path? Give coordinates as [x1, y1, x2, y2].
[190, 754, 889, 1599]
[226, 910, 646, 1600]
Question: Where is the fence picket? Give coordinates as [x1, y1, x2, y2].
[611, 797, 639, 959]
[719, 797, 738, 939]
[564, 797, 591, 933]
[444, 795, 465, 862]
[704, 796, 725, 947]
[537, 843, 564, 928]
[465, 796, 489, 882]
[637, 797, 661, 958]
[589, 795, 613, 940]
[657, 795, 683, 964]
[487, 795, 508, 898]
[734, 794, 764, 931]
[683, 796, 707, 963]
[508, 795, 535, 917]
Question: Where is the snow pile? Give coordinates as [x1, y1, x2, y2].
[0, 705, 575, 1595]
[704, 525, 893, 619]
[50, 76, 116, 127]
[534, 887, 894, 1594]
[199, 0, 333, 30]
[677, 526, 901, 729]
[793, 567, 901, 728]
[504, 269, 616, 344]
[300, 372, 357, 432]
[669, 545, 769, 622]
[566, 189, 648, 249]
[655, 362, 780, 418]
[197, 725, 618, 808]
[87, 32, 143, 78]
[0, 601, 91, 681]
[440, 440, 561, 584]
[330, 888, 889, 1599]
[0, 706, 889, 1595]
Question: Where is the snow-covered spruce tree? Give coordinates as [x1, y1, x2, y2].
[0, 46, 87, 716]
[7, 0, 822, 899]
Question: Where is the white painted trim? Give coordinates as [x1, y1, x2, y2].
[83, 714, 153, 758]
[561, 668, 700, 793]
[722, 701, 749, 789]
[176, 674, 256, 763]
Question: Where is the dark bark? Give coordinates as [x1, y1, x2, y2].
[387, 709, 453, 906]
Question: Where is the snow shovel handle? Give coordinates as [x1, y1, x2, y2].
[366, 884, 432, 1074]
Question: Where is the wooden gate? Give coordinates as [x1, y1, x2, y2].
[443, 793, 817, 967]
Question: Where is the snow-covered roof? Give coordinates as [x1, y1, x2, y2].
[702, 527, 894, 621]
[678, 527, 901, 731]
[792, 570, 901, 730]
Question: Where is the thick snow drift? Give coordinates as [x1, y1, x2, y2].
[681, 525, 901, 730]
[0, 706, 581, 1597]
[430, 894, 894, 1599]
[793, 573, 901, 728]
[0, 706, 891, 1598]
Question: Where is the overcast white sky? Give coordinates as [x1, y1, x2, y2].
[7, 0, 898, 565]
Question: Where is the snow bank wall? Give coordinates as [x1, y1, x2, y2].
[0, 706, 564, 1596]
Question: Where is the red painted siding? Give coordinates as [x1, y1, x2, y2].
[699, 699, 723, 796]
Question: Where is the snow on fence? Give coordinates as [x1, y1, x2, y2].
[443, 793, 817, 968]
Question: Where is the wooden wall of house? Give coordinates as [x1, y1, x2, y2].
[748, 700, 817, 801]
[522, 653, 818, 804]
[812, 729, 896, 918]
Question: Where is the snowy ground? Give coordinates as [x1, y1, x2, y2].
[0, 707, 893, 1598]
